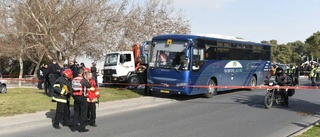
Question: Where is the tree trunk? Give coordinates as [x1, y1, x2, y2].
[18, 50, 23, 87]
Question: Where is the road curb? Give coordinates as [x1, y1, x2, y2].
[288, 121, 319, 137]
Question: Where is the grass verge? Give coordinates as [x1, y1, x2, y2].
[0, 87, 143, 117]
[295, 125, 320, 137]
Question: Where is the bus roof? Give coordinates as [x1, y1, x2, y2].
[152, 34, 270, 46]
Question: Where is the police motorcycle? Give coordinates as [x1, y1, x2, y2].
[264, 76, 294, 109]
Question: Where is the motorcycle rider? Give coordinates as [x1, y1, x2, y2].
[275, 67, 289, 107]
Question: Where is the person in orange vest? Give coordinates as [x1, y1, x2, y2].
[71, 68, 92, 132]
[84, 68, 100, 127]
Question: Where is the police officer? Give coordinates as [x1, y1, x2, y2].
[48, 59, 61, 97]
[71, 68, 92, 132]
[310, 65, 317, 86]
[52, 69, 73, 129]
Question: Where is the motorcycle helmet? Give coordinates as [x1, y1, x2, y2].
[275, 67, 284, 76]
[63, 69, 73, 79]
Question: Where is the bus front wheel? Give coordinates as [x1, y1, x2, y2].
[204, 79, 217, 98]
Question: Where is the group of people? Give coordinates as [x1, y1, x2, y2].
[307, 63, 320, 86]
[37, 60, 100, 133]
[37, 60, 99, 97]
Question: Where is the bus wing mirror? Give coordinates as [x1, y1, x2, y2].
[152, 42, 157, 47]
[140, 55, 148, 64]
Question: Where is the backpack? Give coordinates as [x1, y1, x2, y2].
[72, 77, 83, 96]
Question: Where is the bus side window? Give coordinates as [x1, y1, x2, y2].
[205, 47, 216, 59]
[217, 48, 229, 60]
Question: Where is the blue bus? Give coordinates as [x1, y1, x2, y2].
[146, 34, 271, 98]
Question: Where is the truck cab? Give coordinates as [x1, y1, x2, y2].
[102, 41, 151, 87]
[102, 51, 138, 85]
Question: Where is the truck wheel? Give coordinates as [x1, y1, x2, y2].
[129, 75, 140, 88]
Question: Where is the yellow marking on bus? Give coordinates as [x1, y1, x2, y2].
[161, 90, 170, 93]
[167, 39, 172, 45]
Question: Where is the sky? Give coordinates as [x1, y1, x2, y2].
[171, 0, 320, 44]
[81, 0, 320, 80]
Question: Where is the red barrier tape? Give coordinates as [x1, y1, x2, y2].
[2, 78, 319, 90]
[1, 78, 39, 82]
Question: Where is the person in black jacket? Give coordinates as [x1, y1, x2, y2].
[52, 69, 73, 129]
[48, 59, 61, 97]
[42, 64, 50, 95]
[69, 61, 79, 78]
[90, 62, 99, 84]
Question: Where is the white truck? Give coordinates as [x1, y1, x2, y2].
[102, 42, 150, 87]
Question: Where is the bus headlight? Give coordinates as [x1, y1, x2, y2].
[176, 82, 187, 87]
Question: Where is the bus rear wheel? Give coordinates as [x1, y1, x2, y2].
[250, 76, 257, 90]
[204, 79, 217, 98]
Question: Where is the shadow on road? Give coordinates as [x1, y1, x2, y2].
[45, 109, 55, 121]
[230, 90, 320, 118]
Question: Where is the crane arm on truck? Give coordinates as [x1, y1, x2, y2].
[132, 43, 141, 71]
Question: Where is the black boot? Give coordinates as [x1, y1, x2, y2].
[52, 123, 61, 129]
[79, 128, 89, 133]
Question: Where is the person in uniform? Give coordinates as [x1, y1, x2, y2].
[309, 65, 317, 86]
[52, 69, 73, 129]
[86, 70, 100, 127]
[71, 68, 92, 132]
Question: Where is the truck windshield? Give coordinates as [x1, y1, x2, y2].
[104, 53, 118, 66]
[150, 40, 189, 70]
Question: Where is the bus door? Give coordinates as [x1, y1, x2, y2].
[190, 47, 207, 94]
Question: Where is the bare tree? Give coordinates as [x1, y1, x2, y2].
[119, 0, 191, 50]
[0, 0, 191, 82]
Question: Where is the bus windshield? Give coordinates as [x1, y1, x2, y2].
[150, 40, 190, 70]
[104, 53, 118, 66]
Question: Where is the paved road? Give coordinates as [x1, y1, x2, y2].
[1, 77, 320, 137]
